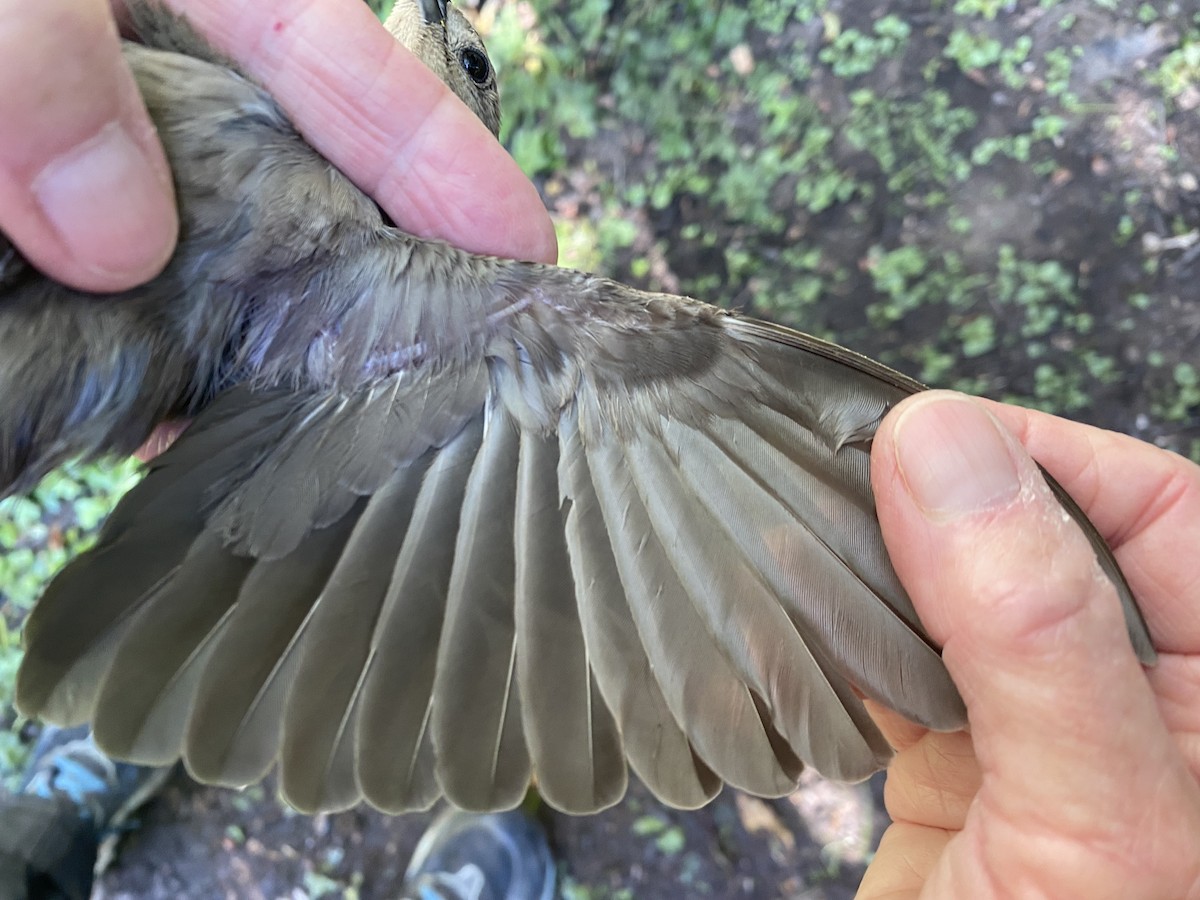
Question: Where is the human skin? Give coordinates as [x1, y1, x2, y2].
[0, 0, 558, 294]
[862, 391, 1200, 899]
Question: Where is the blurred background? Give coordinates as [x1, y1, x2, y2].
[2, 0, 1198, 896]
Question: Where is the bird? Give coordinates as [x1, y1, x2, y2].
[1, 0, 1156, 816]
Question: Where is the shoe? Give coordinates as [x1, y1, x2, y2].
[21, 725, 173, 842]
[0, 725, 173, 899]
[402, 809, 556, 900]
[0, 792, 97, 900]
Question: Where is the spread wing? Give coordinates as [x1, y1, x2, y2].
[11, 6, 1152, 816]
[23, 266, 1141, 816]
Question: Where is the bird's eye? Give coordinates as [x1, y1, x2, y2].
[459, 48, 491, 85]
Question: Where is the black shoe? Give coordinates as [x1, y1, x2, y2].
[0, 725, 173, 899]
[402, 809, 556, 900]
[0, 792, 97, 900]
[20, 725, 172, 839]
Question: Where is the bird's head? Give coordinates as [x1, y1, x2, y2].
[384, 0, 501, 137]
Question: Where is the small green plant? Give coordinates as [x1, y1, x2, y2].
[944, 28, 1005, 71]
[994, 244, 1078, 339]
[819, 15, 912, 78]
[1155, 362, 1200, 423]
[1151, 38, 1200, 108]
[843, 88, 976, 199]
[952, 0, 1008, 19]
[865, 245, 985, 323]
[1042, 45, 1081, 107]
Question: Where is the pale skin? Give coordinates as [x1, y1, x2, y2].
[2, 1, 1198, 895]
[0, 0, 558, 292]
[864, 394, 1200, 898]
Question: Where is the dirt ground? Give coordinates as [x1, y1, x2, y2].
[9, 0, 1200, 897]
[94, 769, 883, 899]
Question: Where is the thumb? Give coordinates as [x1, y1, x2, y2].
[872, 392, 1178, 842]
[0, 0, 177, 291]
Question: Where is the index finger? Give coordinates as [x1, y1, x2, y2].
[130, 0, 557, 264]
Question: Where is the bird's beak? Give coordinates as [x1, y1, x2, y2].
[418, 0, 448, 26]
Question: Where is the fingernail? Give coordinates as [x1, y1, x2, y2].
[894, 395, 1022, 518]
[32, 122, 175, 283]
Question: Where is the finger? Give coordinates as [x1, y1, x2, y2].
[154, 0, 557, 265]
[882, 731, 979, 831]
[864, 699, 929, 752]
[978, 398, 1200, 652]
[872, 392, 1200, 870]
[961, 402, 1200, 779]
[0, 0, 177, 291]
[856, 823, 950, 900]
[1148, 654, 1200, 777]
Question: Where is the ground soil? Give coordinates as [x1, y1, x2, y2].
[95, 770, 883, 899]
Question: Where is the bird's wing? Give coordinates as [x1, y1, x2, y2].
[15, 264, 1152, 816]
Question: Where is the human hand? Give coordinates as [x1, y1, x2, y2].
[0, 0, 556, 294]
[860, 391, 1200, 898]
